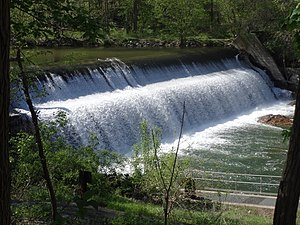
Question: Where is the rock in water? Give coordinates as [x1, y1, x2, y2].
[257, 114, 293, 129]
[9, 110, 34, 134]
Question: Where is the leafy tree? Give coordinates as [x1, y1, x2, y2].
[132, 0, 139, 33]
[216, 0, 297, 36]
[273, 3, 300, 225]
[10, 112, 103, 220]
[11, 0, 104, 46]
[9, 1, 110, 219]
[152, 0, 206, 46]
[0, 0, 11, 224]
[118, 0, 143, 34]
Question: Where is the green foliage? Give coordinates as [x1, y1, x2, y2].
[277, 0, 294, 138]
[112, 213, 162, 225]
[10, 112, 276, 224]
[156, 0, 207, 45]
[282, 128, 292, 143]
[132, 120, 189, 223]
[12, 203, 51, 223]
[9, 110, 137, 223]
[286, 3, 300, 53]
[11, 0, 105, 46]
[98, 149, 127, 174]
[286, 3, 300, 30]
[132, 120, 160, 175]
[9, 0, 298, 51]
[73, 190, 99, 218]
[217, 0, 292, 36]
[10, 111, 100, 202]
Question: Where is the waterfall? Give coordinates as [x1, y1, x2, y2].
[31, 55, 279, 153]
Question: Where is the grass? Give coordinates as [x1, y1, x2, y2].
[104, 195, 274, 225]
[14, 190, 300, 225]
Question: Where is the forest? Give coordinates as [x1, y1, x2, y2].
[8, 1, 297, 51]
[2, 0, 300, 225]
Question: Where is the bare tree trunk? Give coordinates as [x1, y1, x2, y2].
[273, 77, 300, 225]
[133, 0, 139, 33]
[210, 0, 214, 31]
[16, 49, 58, 221]
[0, 0, 11, 224]
[164, 198, 168, 225]
[179, 33, 186, 48]
[104, 0, 110, 34]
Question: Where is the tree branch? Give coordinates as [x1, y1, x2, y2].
[167, 101, 185, 193]
[152, 130, 167, 192]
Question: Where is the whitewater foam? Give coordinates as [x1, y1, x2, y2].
[35, 65, 279, 153]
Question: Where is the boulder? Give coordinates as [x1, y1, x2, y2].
[257, 114, 293, 129]
[233, 33, 297, 92]
[9, 110, 34, 135]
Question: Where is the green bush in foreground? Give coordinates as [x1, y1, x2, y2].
[9, 111, 125, 223]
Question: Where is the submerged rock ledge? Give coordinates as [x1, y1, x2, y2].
[257, 114, 293, 129]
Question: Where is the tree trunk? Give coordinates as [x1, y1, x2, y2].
[164, 197, 168, 225]
[0, 0, 11, 224]
[104, 0, 110, 34]
[273, 77, 300, 225]
[16, 49, 58, 221]
[179, 33, 186, 48]
[210, 0, 214, 31]
[133, 0, 139, 33]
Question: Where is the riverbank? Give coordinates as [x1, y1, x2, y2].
[24, 36, 232, 49]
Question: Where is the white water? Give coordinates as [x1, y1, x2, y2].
[160, 101, 293, 175]
[34, 58, 239, 103]
[32, 58, 289, 154]
[162, 101, 293, 151]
